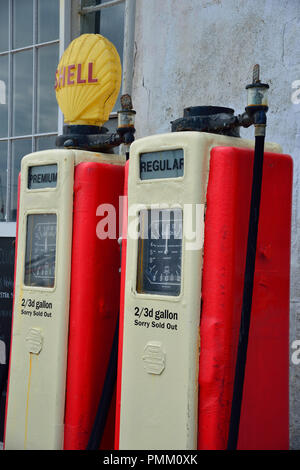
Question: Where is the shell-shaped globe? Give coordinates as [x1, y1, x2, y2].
[55, 34, 122, 126]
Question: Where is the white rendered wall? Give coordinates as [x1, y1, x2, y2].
[131, 0, 300, 449]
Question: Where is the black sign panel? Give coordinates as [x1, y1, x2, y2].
[0, 237, 15, 442]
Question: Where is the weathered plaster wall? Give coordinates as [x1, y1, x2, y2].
[132, 0, 300, 448]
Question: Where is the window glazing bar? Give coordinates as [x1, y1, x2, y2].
[6, 0, 13, 222]
[0, 40, 59, 57]
[80, 0, 125, 15]
[32, 0, 38, 147]
[122, 0, 136, 96]
[0, 133, 58, 142]
[59, 0, 72, 134]
[2, 1, 60, 222]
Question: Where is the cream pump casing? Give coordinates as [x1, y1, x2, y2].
[118, 131, 281, 450]
[5, 148, 124, 450]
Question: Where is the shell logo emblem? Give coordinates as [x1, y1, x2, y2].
[55, 34, 122, 126]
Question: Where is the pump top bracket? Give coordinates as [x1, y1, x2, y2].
[56, 94, 136, 153]
[171, 64, 269, 137]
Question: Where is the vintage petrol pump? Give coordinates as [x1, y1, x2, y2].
[4, 34, 135, 450]
[115, 66, 292, 450]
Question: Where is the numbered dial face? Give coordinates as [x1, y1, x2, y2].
[24, 214, 57, 288]
[137, 209, 182, 296]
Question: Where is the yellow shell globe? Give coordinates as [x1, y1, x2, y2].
[55, 34, 122, 126]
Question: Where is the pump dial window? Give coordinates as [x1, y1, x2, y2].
[24, 213, 57, 288]
[136, 208, 182, 296]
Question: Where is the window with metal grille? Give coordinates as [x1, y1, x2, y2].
[0, 0, 60, 222]
[79, 0, 136, 132]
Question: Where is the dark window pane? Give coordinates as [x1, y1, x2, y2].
[36, 135, 57, 151]
[37, 44, 59, 133]
[80, 0, 125, 112]
[11, 139, 32, 220]
[38, 0, 59, 43]
[0, 0, 9, 52]
[81, 1, 102, 35]
[0, 55, 8, 138]
[13, 0, 33, 49]
[13, 50, 33, 136]
[0, 141, 8, 221]
[81, 0, 114, 7]
[99, 2, 124, 111]
[99, 3, 124, 62]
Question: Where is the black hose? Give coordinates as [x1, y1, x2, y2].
[0, 363, 8, 403]
[86, 317, 119, 450]
[227, 134, 265, 450]
[0, 339, 9, 402]
[0, 364, 8, 395]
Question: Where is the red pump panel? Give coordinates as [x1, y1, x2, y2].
[198, 146, 292, 450]
[64, 161, 124, 450]
[3, 176, 20, 448]
[114, 160, 129, 451]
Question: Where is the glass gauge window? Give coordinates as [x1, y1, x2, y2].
[24, 213, 57, 288]
[137, 208, 182, 296]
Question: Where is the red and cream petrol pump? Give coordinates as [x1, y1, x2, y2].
[4, 34, 135, 450]
[115, 66, 292, 450]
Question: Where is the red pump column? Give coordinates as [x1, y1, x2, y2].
[198, 146, 292, 450]
[64, 161, 124, 450]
